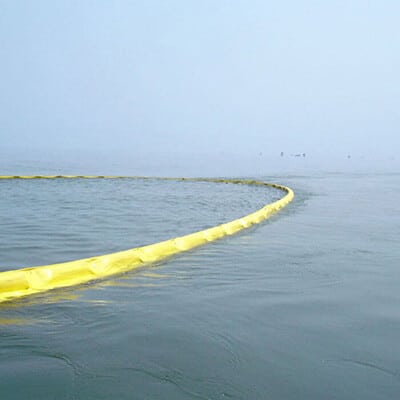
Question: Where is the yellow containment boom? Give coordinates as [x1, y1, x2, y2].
[0, 176, 294, 303]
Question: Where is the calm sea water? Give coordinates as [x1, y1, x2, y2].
[0, 171, 399, 399]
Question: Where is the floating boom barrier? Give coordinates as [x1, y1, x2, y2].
[0, 176, 294, 303]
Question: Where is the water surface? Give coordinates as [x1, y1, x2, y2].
[1, 173, 399, 399]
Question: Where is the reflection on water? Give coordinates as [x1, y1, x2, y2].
[0, 318, 36, 326]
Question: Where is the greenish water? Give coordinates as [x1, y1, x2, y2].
[1, 172, 399, 399]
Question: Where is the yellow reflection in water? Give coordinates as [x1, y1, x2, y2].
[0, 317, 32, 325]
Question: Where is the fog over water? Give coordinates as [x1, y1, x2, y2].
[1, 1, 399, 172]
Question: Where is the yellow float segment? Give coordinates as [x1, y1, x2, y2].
[0, 176, 294, 303]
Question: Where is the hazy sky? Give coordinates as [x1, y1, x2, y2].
[1, 1, 399, 171]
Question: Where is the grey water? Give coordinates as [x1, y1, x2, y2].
[1, 171, 399, 399]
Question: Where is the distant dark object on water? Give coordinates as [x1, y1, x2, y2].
[288, 153, 306, 158]
[280, 152, 284, 157]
